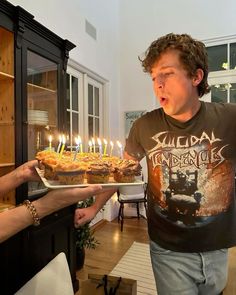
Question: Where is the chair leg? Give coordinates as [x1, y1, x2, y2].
[120, 203, 124, 232]
[136, 203, 140, 219]
[118, 204, 122, 223]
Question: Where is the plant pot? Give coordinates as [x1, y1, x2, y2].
[76, 247, 85, 270]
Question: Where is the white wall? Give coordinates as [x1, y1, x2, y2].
[9, 0, 121, 140]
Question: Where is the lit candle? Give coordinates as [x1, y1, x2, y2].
[92, 137, 96, 153]
[73, 136, 81, 161]
[88, 140, 92, 153]
[59, 135, 66, 158]
[117, 141, 123, 159]
[56, 135, 62, 153]
[110, 141, 114, 157]
[97, 138, 102, 159]
[103, 139, 108, 155]
[77, 135, 83, 154]
[48, 135, 52, 151]
[80, 138, 83, 154]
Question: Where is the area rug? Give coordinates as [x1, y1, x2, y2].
[110, 242, 157, 295]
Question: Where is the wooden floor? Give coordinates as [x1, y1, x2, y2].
[76, 218, 236, 295]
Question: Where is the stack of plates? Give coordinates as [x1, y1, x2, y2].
[28, 110, 49, 125]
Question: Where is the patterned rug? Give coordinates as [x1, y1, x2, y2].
[110, 241, 157, 295]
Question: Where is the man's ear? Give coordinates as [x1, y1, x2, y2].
[192, 69, 204, 86]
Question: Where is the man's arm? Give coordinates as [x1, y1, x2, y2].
[74, 152, 141, 227]
[123, 151, 138, 161]
[74, 188, 116, 227]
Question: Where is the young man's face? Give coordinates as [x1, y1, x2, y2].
[151, 49, 202, 122]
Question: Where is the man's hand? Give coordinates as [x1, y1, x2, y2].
[74, 187, 117, 227]
[74, 206, 97, 227]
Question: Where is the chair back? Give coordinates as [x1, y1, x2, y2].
[118, 183, 146, 201]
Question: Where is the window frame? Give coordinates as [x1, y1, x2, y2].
[203, 35, 236, 103]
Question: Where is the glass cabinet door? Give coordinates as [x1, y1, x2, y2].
[27, 51, 58, 195]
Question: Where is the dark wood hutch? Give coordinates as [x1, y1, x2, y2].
[0, 1, 77, 294]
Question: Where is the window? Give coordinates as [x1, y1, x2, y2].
[66, 69, 83, 149]
[66, 61, 107, 152]
[207, 45, 227, 72]
[87, 77, 103, 140]
[204, 36, 236, 103]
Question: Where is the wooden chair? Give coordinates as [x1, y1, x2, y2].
[117, 182, 147, 231]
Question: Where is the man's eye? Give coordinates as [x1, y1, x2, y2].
[164, 72, 173, 76]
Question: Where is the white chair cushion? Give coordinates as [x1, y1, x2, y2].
[15, 252, 74, 295]
[119, 192, 145, 201]
[119, 185, 145, 195]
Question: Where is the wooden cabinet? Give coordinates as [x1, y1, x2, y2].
[0, 26, 15, 206]
[0, 1, 77, 294]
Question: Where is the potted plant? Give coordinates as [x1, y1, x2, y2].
[75, 197, 100, 270]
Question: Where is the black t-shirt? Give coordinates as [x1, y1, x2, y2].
[125, 101, 236, 252]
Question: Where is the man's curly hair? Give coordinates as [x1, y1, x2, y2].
[140, 33, 210, 97]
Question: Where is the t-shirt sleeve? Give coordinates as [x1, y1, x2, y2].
[124, 119, 146, 161]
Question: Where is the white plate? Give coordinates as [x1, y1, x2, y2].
[36, 167, 144, 189]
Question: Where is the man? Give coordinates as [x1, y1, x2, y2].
[75, 33, 236, 294]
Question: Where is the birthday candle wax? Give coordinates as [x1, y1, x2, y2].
[103, 139, 108, 155]
[110, 141, 114, 157]
[117, 141, 123, 159]
[56, 135, 62, 153]
[48, 135, 52, 151]
[92, 138, 96, 153]
[88, 140, 92, 153]
[97, 138, 102, 158]
[73, 136, 81, 161]
[59, 135, 66, 158]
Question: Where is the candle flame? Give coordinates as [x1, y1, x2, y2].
[117, 140, 122, 148]
[62, 135, 66, 144]
[88, 140, 92, 147]
[103, 139, 107, 145]
[110, 141, 114, 147]
[97, 138, 102, 146]
[91, 137, 95, 145]
[75, 136, 81, 145]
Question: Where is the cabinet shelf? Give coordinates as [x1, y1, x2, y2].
[0, 121, 14, 125]
[27, 82, 56, 94]
[0, 202, 15, 212]
[0, 163, 15, 167]
[0, 71, 14, 81]
[28, 123, 56, 128]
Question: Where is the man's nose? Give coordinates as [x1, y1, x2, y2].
[156, 77, 164, 88]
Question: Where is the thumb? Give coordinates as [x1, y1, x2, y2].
[75, 215, 89, 227]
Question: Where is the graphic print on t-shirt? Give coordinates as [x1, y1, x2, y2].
[147, 130, 234, 226]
